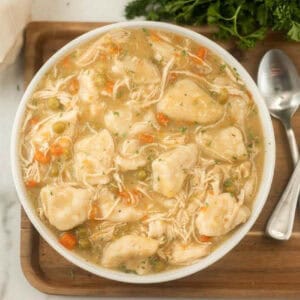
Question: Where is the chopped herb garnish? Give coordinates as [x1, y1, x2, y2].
[220, 64, 226, 71]
[142, 27, 149, 35]
[113, 111, 120, 116]
[149, 256, 159, 266]
[119, 264, 137, 274]
[223, 178, 233, 187]
[179, 127, 187, 133]
[116, 91, 124, 98]
[210, 91, 218, 97]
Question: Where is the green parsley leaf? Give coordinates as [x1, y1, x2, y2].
[125, 0, 300, 48]
[179, 127, 187, 133]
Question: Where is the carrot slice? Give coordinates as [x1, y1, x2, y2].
[119, 190, 133, 206]
[50, 144, 64, 156]
[25, 180, 38, 188]
[156, 113, 169, 126]
[59, 232, 77, 250]
[196, 47, 207, 60]
[168, 73, 177, 83]
[104, 81, 114, 94]
[29, 116, 39, 126]
[109, 44, 121, 54]
[68, 78, 79, 95]
[150, 32, 161, 42]
[132, 189, 141, 197]
[198, 235, 212, 243]
[199, 206, 208, 213]
[89, 203, 102, 220]
[34, 150, 50, 164]
[138, 133, 154, 144]
[141, 215, 148, 221]
[61, 56, 71, 68]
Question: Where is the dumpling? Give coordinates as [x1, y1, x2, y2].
[112, 56, 160, 85]
[243, 175, 257, 202]
[148, 220, 166, 238]
[102, 235, 159, 268]
[104, 107, 133, 136]
[169, 242, 211, 265]
[74, 129, 114, 185]
[228, 96, 248, 126]
[157, 79, 224, 124]
[115, 139, 147, 171]
[197, 126, 248, 162]
[32, 110, 78, 149]
[152, 144, 198, 197]
[97, 188, 144, 222]
[196, 193, 250, 236]
[128, 110, 159, 136]
[40, 184, 91, 231]
[78, 70, 105, 124]
[148, 36, 175, 62]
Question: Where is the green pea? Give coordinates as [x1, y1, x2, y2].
[149, 256, 166, 272]
[223, 178, 236, 193]
[78, 238, 91, 249]
[47, 97, 61, 110]
[75, 227, 88, 238]
[136, 169, 147, 180]
[52, 121, 66, 134]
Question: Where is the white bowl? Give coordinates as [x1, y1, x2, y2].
[11, 21, 275, 284]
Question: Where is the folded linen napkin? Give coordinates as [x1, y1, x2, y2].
[0, 0, 32, 71]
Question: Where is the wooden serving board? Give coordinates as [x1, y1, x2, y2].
[21, 22, 300, 298]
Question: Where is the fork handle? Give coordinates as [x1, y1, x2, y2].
[266, 159, 300, 240]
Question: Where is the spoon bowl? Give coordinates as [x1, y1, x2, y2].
[258, 49, 300, 121]
[258, 49, 300, 240]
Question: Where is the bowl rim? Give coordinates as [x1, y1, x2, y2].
[11, 20, 275, 284]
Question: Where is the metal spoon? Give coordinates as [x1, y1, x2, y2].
[258, 49, 300, 240]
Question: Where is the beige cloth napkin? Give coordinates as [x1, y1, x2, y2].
[0, 0, 32, 71]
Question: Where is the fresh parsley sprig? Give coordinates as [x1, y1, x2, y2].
[125, 0, 300, 48]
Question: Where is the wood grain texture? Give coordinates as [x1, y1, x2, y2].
[21, 21, 300, 297]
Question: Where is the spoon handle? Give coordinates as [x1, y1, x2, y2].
[266, 159, 300, 240]
[284, 125, 299, 166]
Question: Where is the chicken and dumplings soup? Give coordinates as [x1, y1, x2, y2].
[20, 28, 263, 275]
